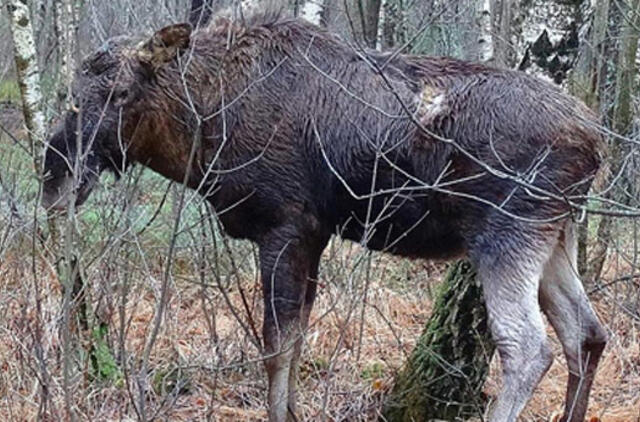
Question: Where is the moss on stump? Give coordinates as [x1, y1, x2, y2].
[383, 260, 494, 421]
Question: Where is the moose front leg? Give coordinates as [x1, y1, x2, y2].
[259, 224, 328, 422]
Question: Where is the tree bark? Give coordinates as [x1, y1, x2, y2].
[6, 1, 50, 416]
[383, 261, 494, 421]
[6, 0, 46, 166]
[375, 0, 387, 50]
[301, 0, 323, 25]
[569, 0, 608, 107]
[493, 0, 518, 67]
[378, 0, 407, 50]
[476, 0, 494, 63]
[54, 0, 78, 109]
[513, 0, 584, 82]
[357, 0, 382, 49]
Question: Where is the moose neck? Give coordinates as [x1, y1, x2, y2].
[128, 30, 260, 190]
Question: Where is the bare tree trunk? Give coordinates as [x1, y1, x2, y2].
[612, 0, 640, 141]
[378, 0, 406, 50]
[301, 0, 323, 25]
[6, 0, 46, 166]
[564, 0, 607, 276]
[189, 0, 215, 28]
[477, 0, 494, 63]
[575, 0, 598, 274]
[357, 0, 382, 48]
[375, 0, 387, 50]
[6, 1, 50, 417]
[493, 0, 518, 67]
[54, 0, 78, 109]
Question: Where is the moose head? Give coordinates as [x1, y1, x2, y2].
[42, 23, 192, 211]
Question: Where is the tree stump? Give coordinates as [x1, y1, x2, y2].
[383, 260, 494, 421]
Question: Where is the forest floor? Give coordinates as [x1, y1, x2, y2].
[0, 249, 638, 421]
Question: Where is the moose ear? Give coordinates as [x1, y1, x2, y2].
[137, 23, 192, 71]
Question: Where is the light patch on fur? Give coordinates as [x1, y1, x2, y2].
[416, 85, 447, 123]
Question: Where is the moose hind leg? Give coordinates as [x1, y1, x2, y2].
[260, 224, 328, 422]
[472, 228, 556, 422]
[540, 223, 608, 422]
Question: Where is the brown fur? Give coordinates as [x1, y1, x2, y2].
[42, 14, 606, 422]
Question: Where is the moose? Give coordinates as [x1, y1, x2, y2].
[42, 12, 607, 422]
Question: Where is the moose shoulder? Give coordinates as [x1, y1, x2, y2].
[43, 14, 607, 422]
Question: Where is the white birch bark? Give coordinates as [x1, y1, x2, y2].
[5, 0, 46, 162]
[513, 0, 587, 83]
[477, 0, 494, 62]
[375, 0, 387, 50]
[55, 0, 77, 91]
[301, 0, 323, 25]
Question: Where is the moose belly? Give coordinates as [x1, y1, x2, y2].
[334, 200, 466, 260]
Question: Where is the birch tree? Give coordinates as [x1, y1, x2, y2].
[54, 0, 78, 108]
[5, 0, 46, 166]
[477, 0, 494, 62]
[4, 0, 51, 417]
[300, 0, 322, 25]
[375, 0, 387, 50]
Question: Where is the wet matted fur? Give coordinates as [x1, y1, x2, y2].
[43, 12, 607, 422]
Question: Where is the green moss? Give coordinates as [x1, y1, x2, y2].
[383, 260, 494, 421]
[0, 80, 20, 103]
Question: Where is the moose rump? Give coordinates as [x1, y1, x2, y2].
[42, 14, 606, 422]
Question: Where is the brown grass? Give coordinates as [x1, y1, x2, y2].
[0, 244, 638, 422]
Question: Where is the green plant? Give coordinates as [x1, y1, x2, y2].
[90, 323, 120, 382]
[360, 360, 385, 381]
